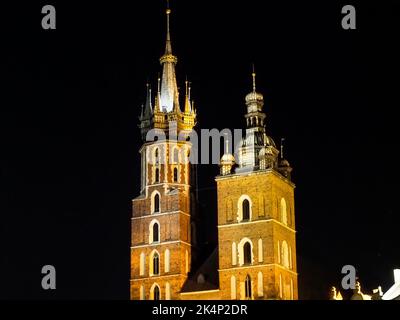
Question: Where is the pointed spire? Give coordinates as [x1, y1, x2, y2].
[252, 64, 257, 93]
[140, 104, 144, 119]
[192, 100, 196, 115]
[165, 0, 172, 55]
[143, 83, 153, 118]
[184, 79, 192, 114]
[154, 75, 161, 112]
[280, 138, 285, 159]
[160, 0, 179, 113]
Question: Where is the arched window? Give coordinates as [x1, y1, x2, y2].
[242, 199, 250, 221]
[149, 219, 160, 244]
[238, 195, 252, 222]
[155, 168, 160, 183]
[151, 191, 161, 214]
[197, 274, 205, 284]
[154, 285, 160, 300]
[151, 284, 161, 300]
[173, 167, 178, 182]
[281, 241, 289, 268]
[245, 275, 252, 299]
[244, 242, 252, 265]
[149, 249, 160, 276]
[153, 252, 160, 275]
[154, 194, 160, 213]
[238, 238, 253, 266]
[153, 223, 159, 243]
[281, 198, 288, 225]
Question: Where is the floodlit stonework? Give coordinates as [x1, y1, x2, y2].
[130, 5, 298, 300]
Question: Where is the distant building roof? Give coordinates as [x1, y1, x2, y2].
[181, 247, 219, 293]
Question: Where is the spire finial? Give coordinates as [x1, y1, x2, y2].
[165, 0, 172, 54]
[184, 77, 192, 114]
[157, 74, 161, 93]
[159, 0, 179, 113]
[188, 82, 192, 101]
[224, 133, 230, 154]
[252, 64, 257, 93]
[280, 138, 285, 159]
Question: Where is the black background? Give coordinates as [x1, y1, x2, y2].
[1, 0, 399, 300]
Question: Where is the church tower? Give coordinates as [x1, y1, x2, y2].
[130, 5, 197, 300]
[216, 70, 298, 300]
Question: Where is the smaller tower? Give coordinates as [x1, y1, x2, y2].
[216, 67, 298, 300]
[237, 66, 279, 173]
[139, 83, 153, 140]
[277, 138, 293, 180]
[220, 139, 236, 176]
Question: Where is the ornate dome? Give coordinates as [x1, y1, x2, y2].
[279, 158, 291, 168]
[245, 91, 264, 103]
[240, 132, 276, 148]
[264, 134, 276, 148]
[241, 132, 276, 148]
[221, 153, 236, 164]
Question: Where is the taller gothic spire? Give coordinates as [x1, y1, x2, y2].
[159, 3, 179, 113]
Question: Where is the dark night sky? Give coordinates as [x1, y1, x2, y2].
[1, 1, 399, 299]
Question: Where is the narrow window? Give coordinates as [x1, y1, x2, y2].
[153, 285, 160, 300]
[242, 199, 250, 221]
[243, 242, 252, 265]
[153, 253, 160, 275]
[245, 275, 252, 299]
[153, 223, 159, 243]
[173, 167, 178, 182]
[154, 194, 160, 213]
